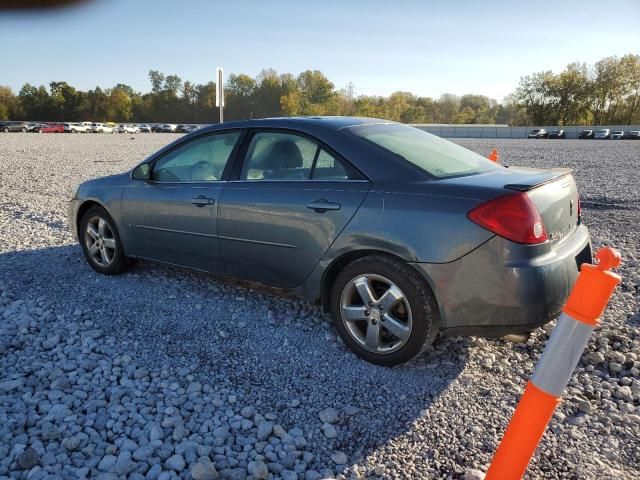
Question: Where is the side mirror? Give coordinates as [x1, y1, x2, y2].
[132, 163, 150, 181]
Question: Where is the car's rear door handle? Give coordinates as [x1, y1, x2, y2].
[191, 195, 215, 207]
[306, 199, 341, 212]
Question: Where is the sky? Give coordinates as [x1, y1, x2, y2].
[1, 0, 639, 102]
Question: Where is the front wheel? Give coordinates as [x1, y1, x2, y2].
[79, 206, 129, 275]
[3, 127, 8, 133]
[330, 255, 439, 366]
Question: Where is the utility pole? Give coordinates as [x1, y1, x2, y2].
[216, 67, 224, 123]
[346, 82, 355, 115]
[346, 81, 355, 101]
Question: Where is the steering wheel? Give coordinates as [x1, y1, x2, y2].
[191, 161, 219, 181]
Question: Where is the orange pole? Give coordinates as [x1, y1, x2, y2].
[485, 381, 559, 480]
[485, 247, 621, 480]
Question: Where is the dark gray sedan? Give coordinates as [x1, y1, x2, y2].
[68, 117, 591, 365]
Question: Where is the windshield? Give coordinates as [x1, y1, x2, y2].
[597, 129, 608, 133]
[348, 123, 498, 178]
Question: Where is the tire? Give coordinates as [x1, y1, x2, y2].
[71, 129, 77, 133]
[330, 255, 439, 366]
[21, 127, 27, 133]
[3, 127, 8, 133]
[79, 206, 129, 275]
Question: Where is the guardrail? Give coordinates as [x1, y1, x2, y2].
[412, 125, 640, 139]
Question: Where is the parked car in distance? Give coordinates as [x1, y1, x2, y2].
[27, 122, 46, 132]
[578, 129, 594, 139]
[138, 124, 152, 133]
[118, 124, 140, 134]
[183, 125, 199, 133]
[626, 130, 640, 140]
[64, 122, 92, 133]
[151, 124, 164, 133]
[611, 130, 625, 140]
[68, 117, 591, 366]
[594, 128, 610, 139]
[40, 123, 64, 133]
[528, 128, 548, 139]
[160, 124, 178, 133]
[1, 121, 30, 133]
[548, 129, 565, 139]
[92, 123, 115, 133]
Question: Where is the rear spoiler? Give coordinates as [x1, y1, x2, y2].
[503, 167, 572, 192]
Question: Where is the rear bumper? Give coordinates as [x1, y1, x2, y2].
[411, 224, 591, 335]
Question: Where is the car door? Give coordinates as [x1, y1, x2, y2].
[121, 130, 243, 271]
[218, 130, 371, 288]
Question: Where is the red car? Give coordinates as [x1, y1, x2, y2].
[38, 123, 64, 133]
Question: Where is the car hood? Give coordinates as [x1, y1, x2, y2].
[79, 172, 130, 192]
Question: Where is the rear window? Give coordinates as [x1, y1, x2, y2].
[348, 123, 498, 178]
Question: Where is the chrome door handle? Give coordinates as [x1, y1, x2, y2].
[306, 199, 341, 212]
[191, 196, 215, 207]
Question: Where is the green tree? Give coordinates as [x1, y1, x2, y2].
[0, 86, 17, 120]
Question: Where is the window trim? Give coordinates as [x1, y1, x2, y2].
[130, 128, 247, 184]
[229, 127, 369, 183]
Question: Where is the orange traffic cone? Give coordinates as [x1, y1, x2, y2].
[488, 148, 499, 162]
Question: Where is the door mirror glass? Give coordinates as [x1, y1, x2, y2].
[132, 163, 150, 180]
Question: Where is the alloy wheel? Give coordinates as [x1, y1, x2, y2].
[84, 216, 117, 267]
[340, 273, 413, 354]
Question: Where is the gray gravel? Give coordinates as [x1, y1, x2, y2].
[0, 134, 638, 479]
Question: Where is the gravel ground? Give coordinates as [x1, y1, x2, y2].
[0, 134, 638, 480]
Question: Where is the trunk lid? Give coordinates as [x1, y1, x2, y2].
[506, 168, 579, 246]
[438, 166, 579, 246]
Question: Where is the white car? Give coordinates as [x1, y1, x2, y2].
[594, 128, 610, 139]
[118, 124, 140, 134]
[63, 122, 92, 133]
[91, 123, 115, 134]
[183, 125, 199, 133]
[611, 130, 624, 140]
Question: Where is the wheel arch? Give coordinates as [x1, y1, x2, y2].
[320, 249, 442, 320]
[75, 199, 112, 237]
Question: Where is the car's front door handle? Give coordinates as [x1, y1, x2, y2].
[191, 196, 216, 207]
[306, 199, 341, 212]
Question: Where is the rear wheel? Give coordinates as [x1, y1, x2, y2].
[3, 127, 8, 133]
[330, 255, 439, 366]
[79, 206, 129, 275]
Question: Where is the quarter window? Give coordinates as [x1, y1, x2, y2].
[312, 149, 350, 180]
[151, 132, 241, 182]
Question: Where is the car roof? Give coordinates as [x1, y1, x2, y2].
[199, 116, 392, 132]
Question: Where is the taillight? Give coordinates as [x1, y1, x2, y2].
[467, 192, 548, 244]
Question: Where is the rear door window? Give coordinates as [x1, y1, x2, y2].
[241, 131, 362, 181]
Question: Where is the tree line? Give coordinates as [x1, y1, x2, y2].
[1, 54, 639, 126]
